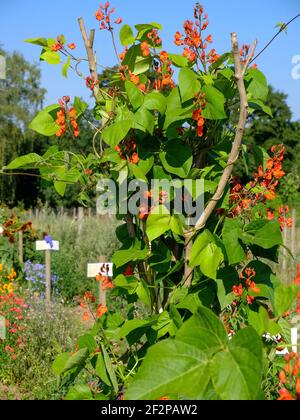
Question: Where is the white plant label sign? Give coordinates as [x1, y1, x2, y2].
[36, 241, 60, 251]
[0, 316, 6, 340]
[87, 263, 113, 278]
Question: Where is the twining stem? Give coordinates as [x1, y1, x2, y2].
[78, 17, 100, 100]
[183, 34, 257, 286]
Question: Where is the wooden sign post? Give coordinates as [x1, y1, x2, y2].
[18, 230, 24, 266]
[0, 315, 6, 340]
[36, 240, 59, 303]
[87, 256, 113, 306]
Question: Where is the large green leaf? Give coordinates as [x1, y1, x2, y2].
[102, 119, 132, 147]
[28, 104, 60, 136]
[125, 81, 144, 110]
[242, 220, 282, 249]
[100, 343, 118, 394]
[96, 353, 111, 387]
[178, 68, 201, 103]
[146, 206, 171, 242]
[65, 384, 93, 401]
[176, 307, 228, 353]
[133, 108, 155, 134]
[125, 339, 210, 400]
[190, 230, 224, 280]
[119, 24, 135, 46]
[112, 240, 149, 268]
[24, 37, 48, 47]
[40, 50, 61, 65]
[52, 352, 70, 376]
[4, 153, 43, 170]
[273, 284, 298, 317]
[143, 92, 167, 115]
[202, 86, 227, 120]
[245, 68, 269, 102]
[159, 141, 193, 178]
[62, 348, 90, 374]
[222, 218, 245, 265]
[210, 328, 263, 400]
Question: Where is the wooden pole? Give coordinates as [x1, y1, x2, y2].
[99, 255, 107, 307]
[45, 250, 51, 303]
[18, 230, 23, 266]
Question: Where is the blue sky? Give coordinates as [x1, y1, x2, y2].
[1, 0, 300, 119]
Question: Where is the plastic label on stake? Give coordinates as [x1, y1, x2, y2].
[36, 241, 60, 251]
[0, 316, 6, 340]
[87, 263, 113, 278]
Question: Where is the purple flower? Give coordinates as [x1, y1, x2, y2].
[44, 235, 54, 248]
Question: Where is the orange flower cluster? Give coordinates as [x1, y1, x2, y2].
[138, 190, 168, 220]
[192, 93, 206, 137]
[0, 293, 28, 360]
[115, 138, 139, 164]
[86, 76, 99, 92]
[278, 352, 300, 400]
[80, 291, 108, 321]
[140, 29, 162, 58]
[267, 205, 293, 231]
[294, 263, 300, 286]
[152, 55, 176, 91]
[232, 268, 260, 306]
[174, 4, 220, 66]
[229, 145, 287, 216]
[95, 2, 122, 31]
[1, 218, 33, 244]
[51, 36, 76, 52]
[119, 65, 146, 92]
[56, 96, 79, 138]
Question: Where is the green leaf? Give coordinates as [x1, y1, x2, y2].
[54, 181, 66, 197]
[144, 92, 167, 115]
[125, 339, 209, 400]
[40, 50, 61, 65]
[273, 284, 298, 317]
[122, 45, 151, 75]
[248, 99, 273, 117]
[4, 153, 43, 170]
[242, 220, 282, 249]
[133, 108, 155, 134]
[73, 97, 88, 117]
[112, 240, 149, 268]
[28, 104, 60, 136]
[102, 119, 132, 147]
[245, 68, 269, 101]
[100, 343, 118, 394]
[96, 353, 111, 387]
[119, 24, 135, 46]
[146, 206, 171, 242]
[77, 334, 98, 353]
[159, 141, 193, 178]
[202, 86, 227, 120]
[210, 328, 263, 400]
[52, 352, 70, 376]
[24, 37, 48, 47]
[190, 231, 224, 280]
[178, 68, 201, 103]
[222, 218, 245, 265]
[62, 348, 90, 374]
[119, 319, 153, 338]
[176, 307, 228, 353]
[62, 56, 71, 78]
[125, 81, 144, 110]
[65, 384, 93, 401]
[169, 54, 190, 68]
[200, 244, 224, 280]
[252, 145, 271, 170]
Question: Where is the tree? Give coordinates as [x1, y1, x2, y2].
[0, 47, 46, 207]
